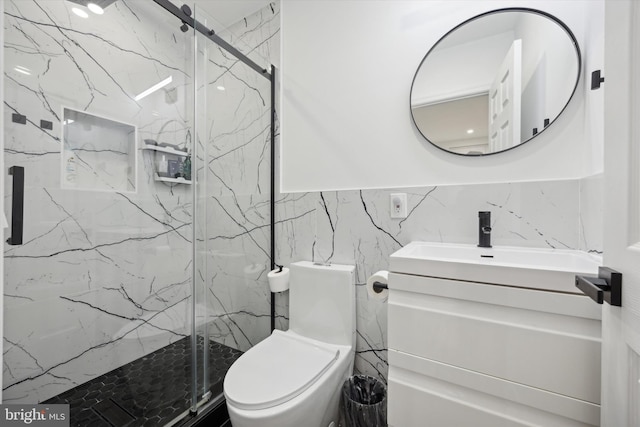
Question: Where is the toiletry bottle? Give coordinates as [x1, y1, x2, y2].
[158, 155, 168, 177]
[66, 152, 77, 184]
[178, 158, 184, 178]
[183, 155, 191, 180]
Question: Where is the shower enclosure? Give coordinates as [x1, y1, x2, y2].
[2, 1, 277, 425]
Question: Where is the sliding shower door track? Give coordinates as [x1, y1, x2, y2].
[152, 0, 271, 80]
[170, 393, 229, 427]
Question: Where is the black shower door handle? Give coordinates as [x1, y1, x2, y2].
[7, 166, 24, 245]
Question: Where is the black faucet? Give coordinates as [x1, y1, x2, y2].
[478, 211, 492, 248]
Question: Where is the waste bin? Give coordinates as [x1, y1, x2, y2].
[340, 374, 387, 427]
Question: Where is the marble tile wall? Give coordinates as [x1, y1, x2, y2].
[579, 174, 604, 254]
[274, 179, 600, 382]
[195, 3, 278, 352]
[2, 0, 280, 404]
[3, 0, 195, 402]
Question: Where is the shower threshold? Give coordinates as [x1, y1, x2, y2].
[44, 337, 242, 427]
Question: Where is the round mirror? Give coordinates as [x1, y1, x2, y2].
[410, 8, 581, 156]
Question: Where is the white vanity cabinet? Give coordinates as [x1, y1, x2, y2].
[387, 242, 602, 427]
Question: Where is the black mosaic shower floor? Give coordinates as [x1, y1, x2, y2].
[44, 337, 242, 427]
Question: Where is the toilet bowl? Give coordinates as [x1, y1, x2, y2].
[224, 261, 355, 427]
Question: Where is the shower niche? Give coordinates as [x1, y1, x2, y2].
[62, 108, 137, 192]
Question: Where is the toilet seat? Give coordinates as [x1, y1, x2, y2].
[224, 330, 340, 410]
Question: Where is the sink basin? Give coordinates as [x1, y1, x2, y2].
[390, 242, 601, 293]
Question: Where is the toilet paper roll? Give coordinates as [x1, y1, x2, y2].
[267, 267, 290, 293]
[366, 270, 389, 301]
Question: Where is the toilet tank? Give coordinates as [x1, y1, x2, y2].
[289, 261, 355, 348]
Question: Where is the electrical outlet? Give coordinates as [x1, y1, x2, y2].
[390, 193, 407, 219]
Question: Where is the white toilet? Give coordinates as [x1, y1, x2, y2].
[223, 261, 356, 427]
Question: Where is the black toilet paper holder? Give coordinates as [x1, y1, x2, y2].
[372, 282, 388, 294]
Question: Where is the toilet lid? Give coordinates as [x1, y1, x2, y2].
[224, 331, 339, 410]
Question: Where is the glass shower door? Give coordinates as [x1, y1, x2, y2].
[191, 3, 274, 404]
[3, 1, 197, 425]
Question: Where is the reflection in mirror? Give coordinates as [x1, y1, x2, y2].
[410, 8, 581, 156]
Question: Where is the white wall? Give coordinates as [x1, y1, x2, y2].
[582, 0, 605, 175]
[281, 0, 603, 192]
[517, 12, 579, 140]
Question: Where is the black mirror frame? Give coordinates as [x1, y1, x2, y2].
[409, 7, 582, 157]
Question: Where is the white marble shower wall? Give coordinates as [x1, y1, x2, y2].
[274, 179, 599, 382]
[197, 2, 278, 352]
[3, 1, 194, 403]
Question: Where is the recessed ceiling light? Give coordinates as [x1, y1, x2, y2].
[466, 129, 474, 134]
[14, 66, 31, 75]
[216, 86, 226, 91]
[87, 3, 104, 15]
[72, 7, 89, 18]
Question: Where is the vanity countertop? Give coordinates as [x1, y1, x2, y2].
[390, 241, 601, 293]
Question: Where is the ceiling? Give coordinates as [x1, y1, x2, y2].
[412, 94, 489, 144]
